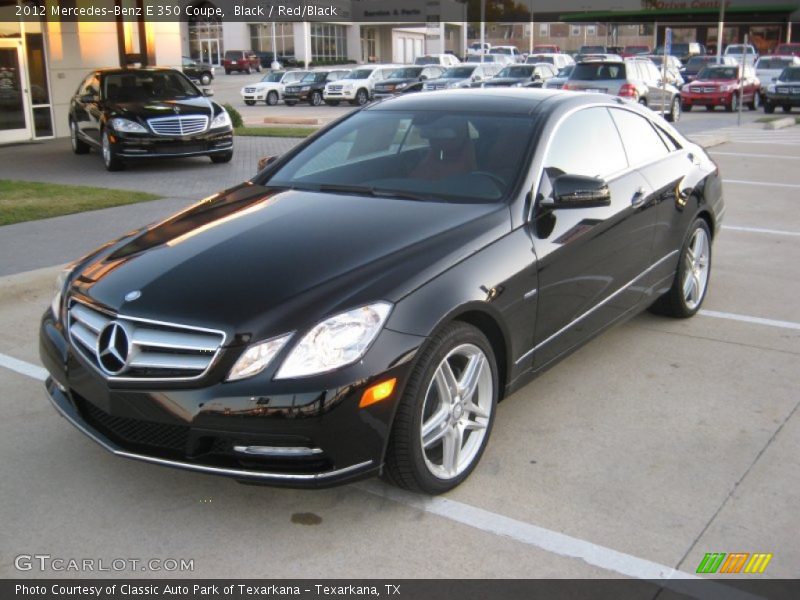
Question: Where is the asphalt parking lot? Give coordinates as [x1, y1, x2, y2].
[0, 118, 798, 582]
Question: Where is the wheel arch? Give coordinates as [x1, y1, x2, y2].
[451, 308, 510, 401]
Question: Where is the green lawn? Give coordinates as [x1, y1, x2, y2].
[234, 126, 317, 138]
[0, 180, 160, 226]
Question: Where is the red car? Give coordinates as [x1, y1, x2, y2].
[774, 43, 800, 57]
[222, 50, 261, 75]
[680, 64, 761, 112]
[621, 45, 651, 58]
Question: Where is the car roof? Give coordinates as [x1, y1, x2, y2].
[95, 67, 181, 75]
[368, 88, 585, 115]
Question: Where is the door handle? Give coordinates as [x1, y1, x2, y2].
[631, 187, 647, 207]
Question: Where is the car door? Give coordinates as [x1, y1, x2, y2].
[527, 106, 655, 370]
[74, 72, 102, 146]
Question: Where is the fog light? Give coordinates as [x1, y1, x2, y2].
[359, 378, 397, 408]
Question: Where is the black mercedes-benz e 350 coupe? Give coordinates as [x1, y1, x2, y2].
[68, 67, 234, 171]
[41, 89, 723, 494]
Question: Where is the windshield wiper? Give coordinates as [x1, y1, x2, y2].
[313, 184, 443, 203]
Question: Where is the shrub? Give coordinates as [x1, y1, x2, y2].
[223, 103, 243, 128]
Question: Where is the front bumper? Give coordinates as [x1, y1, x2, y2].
[39, 312, 420, 487]
[112, 128, 233, 159]
[283, 91, 311, 102]
[323, 90, 357, 101]
[765, 91, 800, 106]
[680, 91, 732, 106]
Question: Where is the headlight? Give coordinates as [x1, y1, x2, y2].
[110, 118, 147, 133]
[767, 84, 776, 93]
[512, 82, 524, 87]
[300, 85, 311, 91]
[210, 110, 232, 129]
[227, 333, 292, 381]
[343, 85, 353, 92]
[396, 82, 407, 89]
[51, 267, 71, 320]
[275, 302, 392, 379]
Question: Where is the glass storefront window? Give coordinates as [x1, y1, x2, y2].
[311, 23, 347, 62]
[249, 23, 294, 56]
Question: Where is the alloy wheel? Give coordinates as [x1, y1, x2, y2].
[420, 343, 493, 480]
[683, 227, 710, 311]
[102, 133, 111, 166]
[70, 122, 77, 151]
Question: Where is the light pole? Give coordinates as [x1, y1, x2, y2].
[716, 0, 726, 63]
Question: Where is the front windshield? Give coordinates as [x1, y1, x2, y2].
[527, 55, 554, 64]
[390, 67, 424, 78]
[580, 46, 606, 54]
[103, 71, 200, 102]
[490, 48, 513, 55]
[261, 72, 284, 83]
[301, 72, 328, 83]
[726, 45, 747, 54]
[698, 66, 738, 79]
[757, 58, 793, 70]
[347, 69, 373, 80]
[442, 66, 476, 78]
[687, 57, 712, 68]
[263, 110, 537, 203]
[497, 66, 535, 78]
[780, 67, 800, 82]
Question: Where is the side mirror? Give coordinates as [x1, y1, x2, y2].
[420, 75, 427, 80]
[257, 155, 279, 171]
[202, 88, 214, 97]
[551, 174, 611, 208]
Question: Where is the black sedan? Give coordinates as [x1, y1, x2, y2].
[69, 68, 234, 171]
[481, 64, 556, 88]
[42, 90, 723, 493]
[372, 65, 446, 99]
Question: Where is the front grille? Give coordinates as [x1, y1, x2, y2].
[148, 115, 209, 136]
[244, 87, 257, 93]
[328, 84, 343, 92]
[691, 86, 717, 93]
[78, 396, 189, 455]
[67, 299, 225, 381]
[285, 87, 300, 93]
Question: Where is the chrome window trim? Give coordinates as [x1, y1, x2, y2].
[67, 297, 227, 383]
[514, 249, 679, 365]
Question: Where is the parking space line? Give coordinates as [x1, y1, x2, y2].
[722, 225, 800, 237]
[723, 179, 800, 189]
[710, 151, 800, 159]
[357, 482, 761, 600]
[0, 352, 47, 381]
[699, 310, 800, 331]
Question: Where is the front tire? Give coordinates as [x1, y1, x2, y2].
[384, 322, 498, 494]
[782, 105, 792, 113]
[354, 88, 369, 106]
[266, 91, 278, 106]
[101, 129, 124, 171]
[200, 73, 212, 86]
[210, 151, 233, 164]
[726, 93, 738, 112]
[650, 218, 711, 318]
[309, 91, 323, 106]
[763, 102, 775, 114]
[748, 92, 760, 111]
[244, 100, 256, 106]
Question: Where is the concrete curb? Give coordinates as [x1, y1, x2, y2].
[764, 117, 796, 130]
[688, 133, 730, 149]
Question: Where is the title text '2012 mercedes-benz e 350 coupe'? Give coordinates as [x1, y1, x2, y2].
[41, 90, 723, 494]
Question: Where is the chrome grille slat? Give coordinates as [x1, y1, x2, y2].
[67, 300, 225, 381]
[130, 328, 220, 352]
[148, 115, 209, 136]
[128, 352, 212, 371]
[71, 303, 111, 333]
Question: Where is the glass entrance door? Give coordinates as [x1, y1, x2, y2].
[0, 40, 31, 143]
[201, 39, 221, 66]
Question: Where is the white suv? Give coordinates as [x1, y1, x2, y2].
[241, 70, 308, 106]
[323, 64, 402, 106]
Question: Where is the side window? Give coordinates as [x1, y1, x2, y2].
[609, 108, 670, 165]
[543, 107, 628, 179]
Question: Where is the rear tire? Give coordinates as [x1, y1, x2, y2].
[244, 100, 255, 106]
[705, 105, 715, 111]
[782, 105, 792, 113]
[266, 91, 278, 106]
[309, 91, 322, 106]
[763, 102, 775, 114]
[649, 218, 711, 319]
[70, 120, 89, 155]
[384, 322, 498, 495]
[665, 96, 681, 122]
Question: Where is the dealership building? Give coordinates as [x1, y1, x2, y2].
[0, 0, 798, 145]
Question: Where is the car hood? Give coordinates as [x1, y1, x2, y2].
[483, 77, 528, 85]
[690, 78, 738, 85]
[248, 82, 281, 89]
[108, 96, 216, 120]
[376, 78, 417, 86]
[70, 184, 510, 341]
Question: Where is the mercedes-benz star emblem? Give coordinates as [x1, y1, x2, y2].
[96, 322, 131, 375]
[124, 290, 141, 302]
[173, 106, 180, 114]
